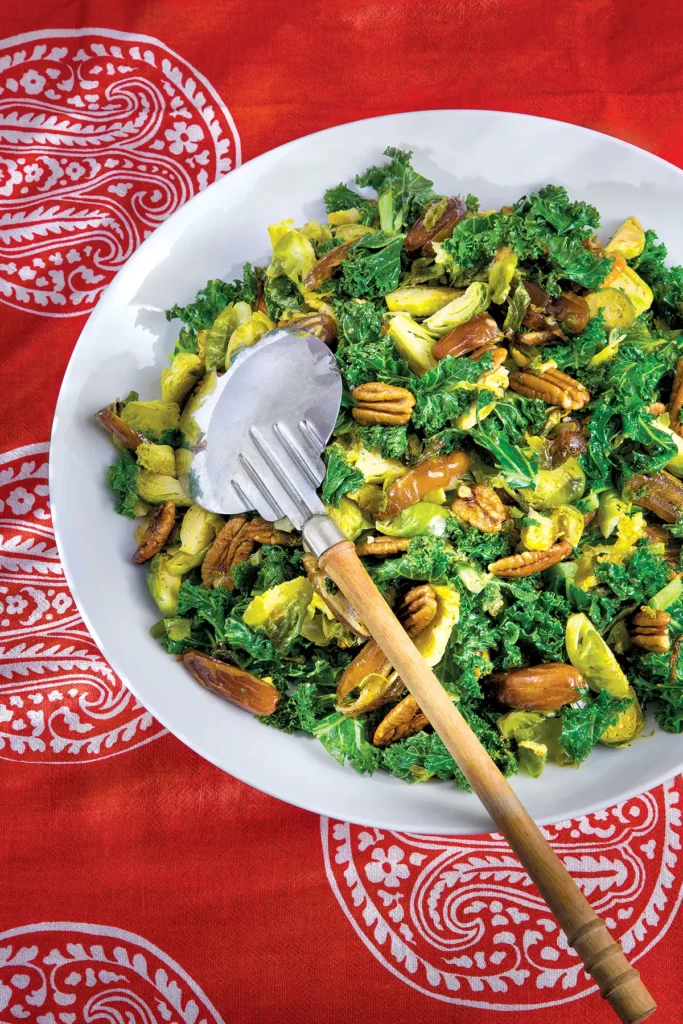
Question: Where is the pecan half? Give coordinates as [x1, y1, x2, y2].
[381, 450, 471, 519]
[133, 501, 176, 564]
[183, 650, 281, 715]
[248, 517, 301, 546]
[355, 536, 411, 557]
[452, 483, 507, 533]
[282, 311, 337, 344]
[302, 553, 369, 638]
[632, 606, 671, 653]
[373, 695, 429, 747]
[627, 470, 683, 523]
[399, 585, 437, 637]
[433, 314, 503, 360]
[351, 382, 416, 426]
[304, 241, 353, 290]
[201, 516, 254, 589]
[669, 357, 683, 437]
[508, 367, 590, 410]
[404, 196, 466, 254]
[96, 407, 148, 451]
[646, 524, 680, 566]
[487, 662, 584, 710]
[489, 540, 573, 577]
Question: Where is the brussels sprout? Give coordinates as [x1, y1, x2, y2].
[267, 218, 294, 247]
[136, 443, 177, 477]
[179, 504, 224, 554]
[121, 399, 180, 437]
[517, 739, 547, 778]
[299, 591, 357, 648]
[422, 488, 447, 505]
[413, 585, 460, 667]
[243, 576, 314, 649]
[348, 482, 385, 514]
[604, 216, 646, 259]
[164, 546, 210, 577]
[333, 224, 375, 243]
[652, 420, 683, 477]
[376, 502, 450, 538]
[267, 229, 317, 290]
[650, 576, 683, 610]
[497, 709, 548, 742]
[161, 352, 204, 405]
[225, 310, 275, 367]
[585, 288, 635, 330]
[521, 456, 586, 509]
[385, 286, 462, 316]
[599, 688, 645, 747]
[489, 247, 518, 304]
[551, 504, 585, 547]
[328, 209, 362, 226]
[603, 265, 653, 318]
[175, 448, 193, 495]
[387, 314, 437, 376]
[300, 219, 332, 244]
[423, 282, 490, 337]
[325, 497, 372, 540]
[147, 553, 182, 616]
[157, 616, 192, 643]
[199, 301, 252, 372]
[597, 488, 632, 538]
[520, 510, 556, 551]
[137, 470, 192, 507]
[565, 612, 630, 698]
[347, 446, 406, 486]
[178, 371, 216, 449]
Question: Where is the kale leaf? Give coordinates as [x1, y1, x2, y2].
[411, 354, 489, 434]
[559, 690, 633, 764]
[323, 183, 378, 225]
[107, 449, 140, 518]
[312, 713, 380, 773]
[358, 424, 409, 460]
[322, 446, 364, 507]
[166, 264, 258, 333]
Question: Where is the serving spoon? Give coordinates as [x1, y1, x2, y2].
[186, 326, 655, 1024]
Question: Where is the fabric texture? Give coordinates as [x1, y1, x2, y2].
[1, 2, 683, 1020]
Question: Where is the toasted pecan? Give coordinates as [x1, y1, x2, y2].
[201, 516, 254, 590]
[355, 536, 411, 557]
[632, 606, 671, 653]
[399, 585, 437, 637]
[351, 382, 416, 425]
[452, 483, 507, 534]
[373, 695, 429, 747]
[488, 540, 573, 577]
[508, 368, 589, 410]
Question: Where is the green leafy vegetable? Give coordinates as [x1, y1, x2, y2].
[107, 450, 140, 518]
[322, 446, 364, 507]
[559, 690, 634, 764]
[312, 713, 380, 773]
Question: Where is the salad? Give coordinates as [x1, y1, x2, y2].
[98, 147, 683, 787]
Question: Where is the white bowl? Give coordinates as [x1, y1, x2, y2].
[50, 110, 683, 834]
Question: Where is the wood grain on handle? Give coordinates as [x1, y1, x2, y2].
[318, 540, 656, 1024]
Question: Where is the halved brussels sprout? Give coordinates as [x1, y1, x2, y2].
[348, 482, 384, 515]
[325, 496, 372, 540]
[551, 504, 585, 547]
[413, 585, 460, 667]
[158, 616, 192, 643]
[136, 443, 177, 477]
[604, 216, 646, 259]
[387, 313, 437, 376]
[161, 351, 204, 404]
[517, 739, 547, 778]
[520, 510, 555, 551]
[603, 265, 653, 318]
[521, 456, 586, 509]
[565, 613, 630, 698]
[423, 281, 490, 336]
[599, 688, 645, 747]
[650, 576, 683, 610]
[175, 448, 193, 495]
[422, 488, 447, 505]
[178, 371, 217, 448]
[376, 502, 450, 538]
[267, 218, 294, 247]
[164, 546, 210, 577]
[200, 301, 252, 372]
[147, 553, 182, 616]
[299, 591, 358, 649]
[243, 576, 314, 649]
[179, 504, 224, 554]
[137, 471, 192, 507]
[385, 286, 462, 316]
[489, 247, 518, 304]
[328, 209, 362, 226]
[225, 310, 275, 367]
[496, 711, 573, 766]
[121, 399, 180, 437]
[347, 446, 406, 486]
[300, 219, 332, 244]
[597, 488, 632, 538]
[333, 224, 375, 243]
[267, 229, 317, 290]
[585, 288, 634, 329]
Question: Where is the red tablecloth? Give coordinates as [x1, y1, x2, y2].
[2, 3, 683, 1021]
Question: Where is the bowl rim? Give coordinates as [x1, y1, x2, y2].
[49, 107, 683, 832]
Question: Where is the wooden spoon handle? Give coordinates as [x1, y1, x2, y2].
[319, 540, 656, 1024]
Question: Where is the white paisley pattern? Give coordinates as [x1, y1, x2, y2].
[0, 442, 166, 761]
[0, 921, 224, 1023]
[0, 28, 240, 316]
[322, 777, 683, 1010]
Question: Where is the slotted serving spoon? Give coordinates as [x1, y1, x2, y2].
[186, 327, 655, 1024]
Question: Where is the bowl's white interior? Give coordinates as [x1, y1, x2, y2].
[50, 110, 683, 834]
